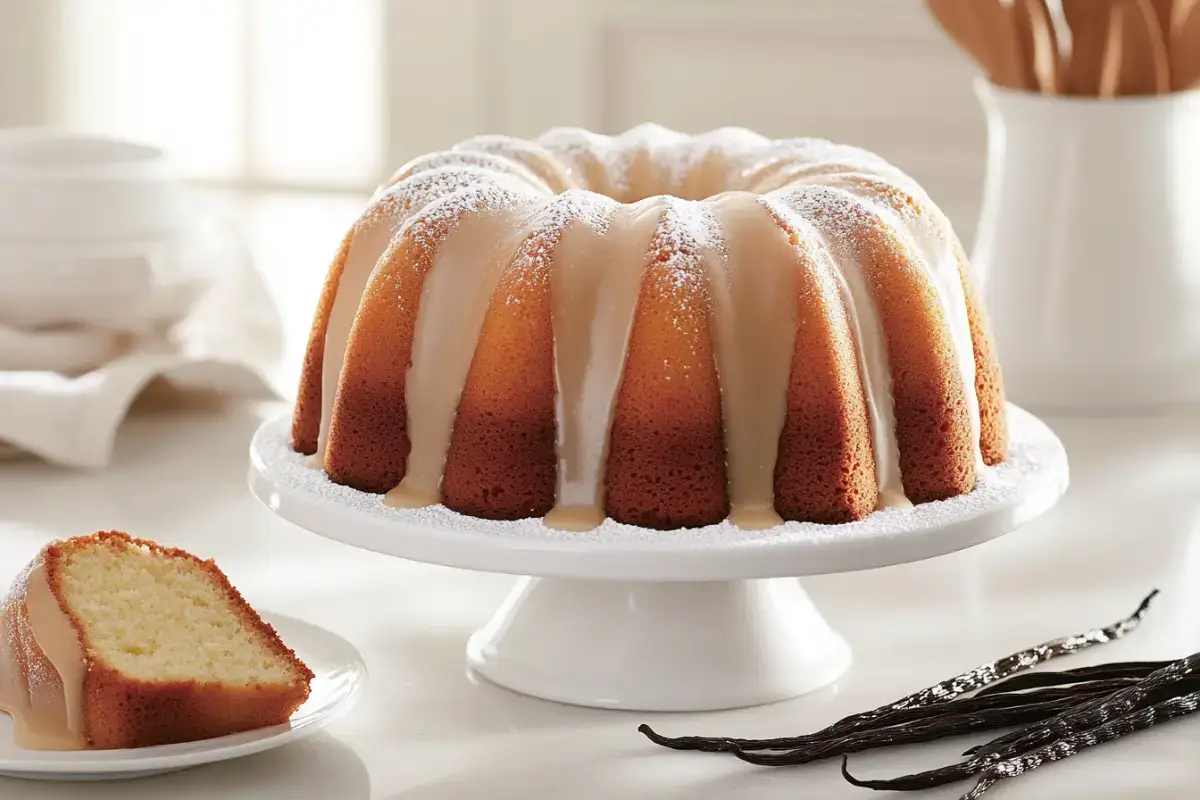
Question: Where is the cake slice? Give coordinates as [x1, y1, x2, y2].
[0, 531, 313, 750]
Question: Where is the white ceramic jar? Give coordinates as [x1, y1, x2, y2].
[972, 80, 1200, 412]
[0, 128, 190, 241]
[0, 128, 219, 333]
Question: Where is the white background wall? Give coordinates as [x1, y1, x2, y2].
[0, 0, 988, 239]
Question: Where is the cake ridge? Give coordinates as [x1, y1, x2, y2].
[547, 195, 665, 530]
[819, 173, 983, 471]
[771, 186, 907, 508]
[387, 149, 549, 193]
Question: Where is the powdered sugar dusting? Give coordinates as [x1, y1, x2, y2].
[532, 189, 617, 237]
[500, 190, 618, 295]
[453, 135, 576, 192]
[772, 182, 891, 244]
[657, 197, 722, 269]
[388, 150, 550, 192]
[361, 166, 537, 232]
[401, 182, 542, 251]
[251, 404, 1067, 572]
[400, 126, 943, 216]
[738, 138, 895, 189]
[658, 127, 771, 193]
[536, 127, 622, 194]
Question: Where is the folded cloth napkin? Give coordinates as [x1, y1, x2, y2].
[0, 222, 283, 467]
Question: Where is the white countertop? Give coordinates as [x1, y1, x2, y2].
[2, 192, 1199, 798]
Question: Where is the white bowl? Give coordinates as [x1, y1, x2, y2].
[0, 128, 191, 242]
[0, 221, 227, 331]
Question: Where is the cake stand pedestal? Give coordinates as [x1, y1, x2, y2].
[248, 404, 1068, 712]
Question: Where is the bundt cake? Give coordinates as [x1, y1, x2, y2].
[292, 124, 1007, 531]
[0, 532, 313, 749]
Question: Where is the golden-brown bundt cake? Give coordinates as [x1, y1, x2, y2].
[292, 124, 1009, 532]
[0, 532, 312, 750]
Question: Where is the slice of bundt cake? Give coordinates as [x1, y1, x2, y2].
[0, 532, 313, 750]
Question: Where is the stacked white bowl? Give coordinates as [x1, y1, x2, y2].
[0, 129, 221, 373]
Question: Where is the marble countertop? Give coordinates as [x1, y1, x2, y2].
[1, 192, 1198, 798]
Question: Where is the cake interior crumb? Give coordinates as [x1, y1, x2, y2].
[57, 542, 300, 685]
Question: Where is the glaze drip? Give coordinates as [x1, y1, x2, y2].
[0, 550, 88, 750]
[545, 196, 663, 531]
[385, 208, 532, 508]
[702, 194, 801, 528]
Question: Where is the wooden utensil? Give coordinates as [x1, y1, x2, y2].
[1062, 0, 1117, 95]
[926, 0, 1031, 90]
[1149, 0, 1179, 33]
[1014, 0, 1064, 93]
[1099, 0, 1172, 96]
[1169, 0, 1200, 88]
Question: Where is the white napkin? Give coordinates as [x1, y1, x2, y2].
[0, 228, 284, 467]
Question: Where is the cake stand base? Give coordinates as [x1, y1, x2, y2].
[466, 577, 850, 711]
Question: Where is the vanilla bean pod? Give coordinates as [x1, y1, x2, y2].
[966, 667, 1200, 757]
[974, 660, 1169, 696]
[841, 653, 1200, 792]
[962, 676, 1200, 755]
[971, 652, 1200, 760]
[726, 694, 1101, 767]
[639, 590, 1157, 755]
[639, 683, 1114, 756]
[958, 688, 1200, 799]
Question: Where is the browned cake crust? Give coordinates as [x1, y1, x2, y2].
[45, 532, 313, 749]
[791, 187, 976, 504]
[441, 229, 559, 519]
[768, 207, 878, 523]
[957, 249, 1008, 466]
[292, 232, 355, 455]
[325, 186, 533, 492]
[322, 219, 420, 492]
[295, 160, 543, 459]
[825, 173, 1007, 469]
[605, 215, 729, 529]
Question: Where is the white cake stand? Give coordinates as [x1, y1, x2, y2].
[248, 403, 1068, 712]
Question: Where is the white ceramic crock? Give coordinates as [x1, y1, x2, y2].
[0, 128, 219, 333]
[973, 79, 1200, 412]
[0, 128, 190, 241]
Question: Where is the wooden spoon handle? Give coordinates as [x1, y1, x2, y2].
[1100, 0, 1172, 96]
[926, 0, 992, 75]
[1169, 0, 1200, 88]
[1015, 0, 1064, 93]
[1063, 0, 1117, 95]
[1149, 0, 1179, 33]
[985, 0, 1035, 90]
[926, 0, 1031, 89]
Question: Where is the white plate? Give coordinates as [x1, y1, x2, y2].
[0, 613, 366, 781]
